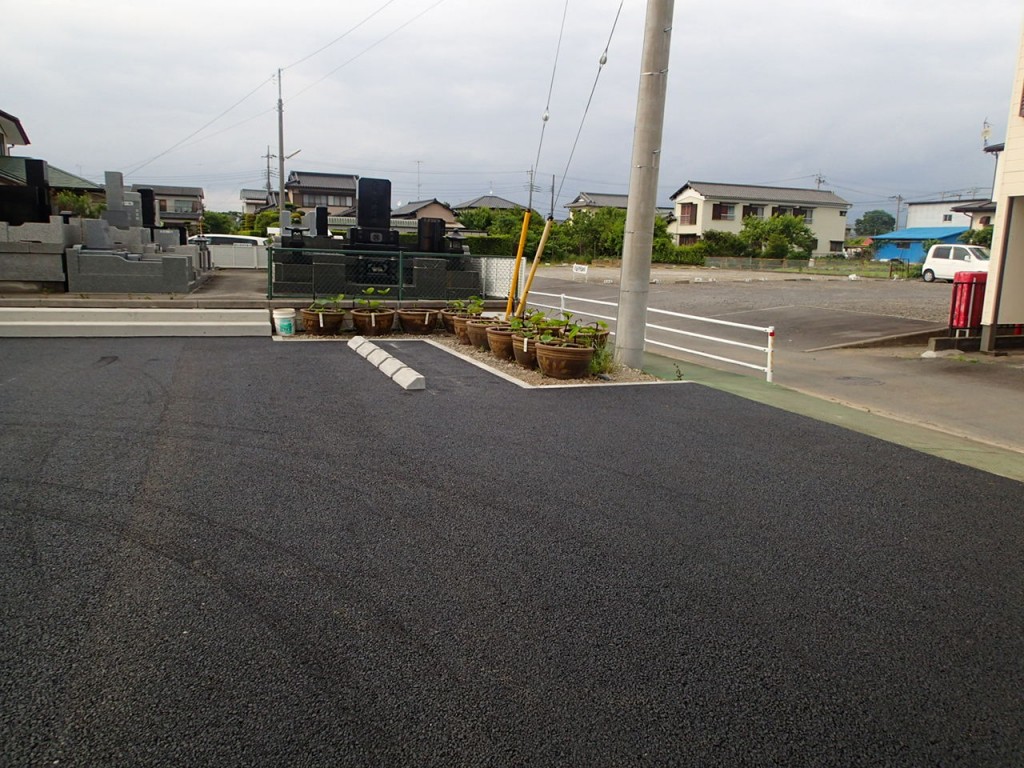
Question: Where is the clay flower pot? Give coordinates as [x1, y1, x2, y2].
[466, 318, 507, 351]
[511, 333, 539, 369]
[351, 308, 396, 336]
[452, 313, 478, 345]
[536, 341, 594, 379]
[397, 309, 438, 334]
[299, 308, 346, 336]
[487, 326, 516, 361]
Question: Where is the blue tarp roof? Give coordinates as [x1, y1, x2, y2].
[872, 226, 968, 241]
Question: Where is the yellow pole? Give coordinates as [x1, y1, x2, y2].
[505, 210, 532, 318]
[515, 217, 553, 317]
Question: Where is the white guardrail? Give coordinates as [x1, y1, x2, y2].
[525, 290, 776, 382]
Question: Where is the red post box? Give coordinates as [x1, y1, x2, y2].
[949, 271, 987, 330]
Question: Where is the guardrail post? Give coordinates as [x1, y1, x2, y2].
[766, 327, 775, 383]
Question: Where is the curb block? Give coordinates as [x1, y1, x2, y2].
[378, 357, 407, 377]
[346, 339, 426, 390]
[393, 367, 426, 390]
[366, 348, 391, 368]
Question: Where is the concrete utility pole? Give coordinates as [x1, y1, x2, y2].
[278, 69, 288, 232]
[616, 0, 675, 369]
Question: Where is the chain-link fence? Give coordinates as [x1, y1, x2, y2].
[268, 248, 520, 300]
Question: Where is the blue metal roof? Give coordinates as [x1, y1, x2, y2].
[872, 226, 968, 241]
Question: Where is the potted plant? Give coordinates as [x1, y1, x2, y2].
[299, 293, 347, 336]
[487, 323, 517, 361]
[508, 310, 550, 369]
[397, 305, 439, 334]
[450, 295, 485, 345]
[466, 316, 508, 351]
[350, 287, 396, 336]
[535, 318, 595, 379]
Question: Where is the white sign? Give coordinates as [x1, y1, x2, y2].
[571, 263, 589, 282]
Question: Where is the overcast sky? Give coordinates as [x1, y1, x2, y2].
[3, 0, 1021, 223]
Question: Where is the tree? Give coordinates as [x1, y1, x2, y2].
[456, 207, 493, 231]
[854, 209, 895, 236]
[253, 210, 280, 236]
[54, 190, 104, 218]
[739, 214, 816, 258]
[201, 210, 237, 234]
[960, 226, 993, 247]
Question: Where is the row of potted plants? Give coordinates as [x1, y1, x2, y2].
[290, 291, 614, 380]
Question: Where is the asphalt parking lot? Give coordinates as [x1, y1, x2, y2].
[2, 336, 1022, 766]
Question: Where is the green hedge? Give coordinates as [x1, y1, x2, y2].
[653, 243, 706, 266]
[464, 235, 515, 256]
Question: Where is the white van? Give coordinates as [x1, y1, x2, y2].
[920, 244, 990, 282]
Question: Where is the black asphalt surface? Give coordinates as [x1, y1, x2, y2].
[2, 337, 1022, 766]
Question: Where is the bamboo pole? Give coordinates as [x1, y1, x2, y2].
[505, 210, 532, 319]
[515, 217, 554, 317]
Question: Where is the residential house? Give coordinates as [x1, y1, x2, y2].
[980, 23, 1024, 352]
[565, 191, 672, 220]
[391, 199, 457, 226]
[0, 156, 103, 203]
[905, 199, 988, 229]
[240, 188, 279, 216]
[950, 199, 996, 230]
[453, 194, 527, 212]
[0, 107, 103, 210]
[130, 184, 204, 228]
[871, 226, 968, 263]
[668, 181, 851, 254]
[0, 108, 30, 157]
[285, 171, 357, 214]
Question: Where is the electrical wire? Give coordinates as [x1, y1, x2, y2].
[288, 0, 449, 103]
[123, 76, 276, 175]
[531, 0, 570, 215]
[283, 0, 401, 70]
[554, 0, 624, 208]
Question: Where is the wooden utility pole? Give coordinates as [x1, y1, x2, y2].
[615, 0, 674, 369]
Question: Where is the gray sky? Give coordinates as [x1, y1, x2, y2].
[3, 0, 1021, 222]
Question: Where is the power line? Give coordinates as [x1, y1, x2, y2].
[283, 0, 401, 70]
[288, 0, 450, 104]
[123, 76, 276, 175]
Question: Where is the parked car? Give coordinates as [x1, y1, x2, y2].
[921, 244, 990, 282]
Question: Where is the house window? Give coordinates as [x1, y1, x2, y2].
[711, 203, 735, 221]
[830, 241, 844, 253]
[677, 202, 698, 226]
[302, 193, 353, 207]
[741, 205, 764, 220]
[173, 200, 196, 213]
[942, 214, 953, 222]
[793, 207, 813, 224]
[158, 199, 167, 212]
[896, 241, 910, 250]
[980, 216, 991, 226]
[678, 234, 699, 246]
[839, 210, 847, 217]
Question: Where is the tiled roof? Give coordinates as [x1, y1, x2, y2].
[286, 171, 358, 190]
[453, 194, 525, 210]
[671, 181, 850, 207]
[392, 199, 452, 217]
[566, 192, 629, 209]
[130, 183, 203, 197]
[0, 157, 100, 190]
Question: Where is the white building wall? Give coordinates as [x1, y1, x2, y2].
[905, 202, 973, 228]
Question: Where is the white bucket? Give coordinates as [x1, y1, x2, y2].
[272, 307, 296, 336]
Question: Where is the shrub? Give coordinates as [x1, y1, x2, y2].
[464, 235, 515, 256]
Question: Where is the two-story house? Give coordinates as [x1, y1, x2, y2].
[285, 171, 357, 214]
[130, 184, 204, 228]
[565, 191, 673, 220]
[668, 181, 851, 254]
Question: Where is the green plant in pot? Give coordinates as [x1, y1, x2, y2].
[450, 295, 485, 345]
[351, 287, 396, 337]
[535, 317, 594, 380]
[509, 314, 545, 369]
[299, 293, 347, 336]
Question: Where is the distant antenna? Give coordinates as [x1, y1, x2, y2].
[814, 172, 827, 190]
[982, 118, 992, 147]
